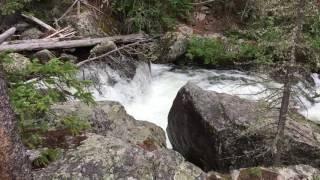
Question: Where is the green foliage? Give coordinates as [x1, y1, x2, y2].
[32, 148, 61, 168]
[61, 116, 91, 136]
[246, 167, 262, 178]
[1, 53, 94, 148]
[186, 37, 232, 65]
[313, 175, 320, 180]
[8, 58, 94, 121]
[22, 133, 43, 149]
[111, 0, 192, 33]
[0, 0, 32, 15]
[186, 36, 261, 66]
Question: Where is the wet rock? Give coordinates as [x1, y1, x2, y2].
[3, 53, 31, 72]
[90, 40, 117, 56]
[26, 149, 41, 162]
[33, 49, 56, 64]
[167, 83, 320, 172]
[20, 27, 43, 40]
[60, 53, 78, 63]
[33, 133, 206, 180]
[157, 25, 193, 63]
[64, 11, 106, 37]
[49, 101, 166, 149]
[14, 21, 30, 32]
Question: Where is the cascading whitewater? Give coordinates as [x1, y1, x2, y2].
[80, 62, 320, 147]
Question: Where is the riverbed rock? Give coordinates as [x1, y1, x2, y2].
[33, 49, 56, 64]
[49, 101, 166, 150]
[167, 83, 320, 172]
[33, 133, 206, 180]
[90, 40, 117, 56]
[60, 53, 78, 63]
[64, 11, 106, 37]
[157, 25, 193, 63]
[3, 53, 31, 73]
[20, 27, 43, 40]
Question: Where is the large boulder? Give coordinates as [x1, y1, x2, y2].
[49, 101, 166, 150]
[33, 49, 56, 64]
[64, 11, 106, 37]
[90, 40, 117, 56]
[80, 57, 143, 81]
[33, 133, 206, 180]
[167, 83, 320, 172]
[3, 53, 31, 73]
[20, 27, 43, 40]
[157, 25, 193, 63]
[207, 165, 320, 180]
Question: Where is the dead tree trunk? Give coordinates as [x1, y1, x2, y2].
[0, 34, 147, 52]
[272, 0, 305, 165]
[0, 27, 16, 44]
[0, 65, 31, 180]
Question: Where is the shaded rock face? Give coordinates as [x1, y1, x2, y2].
[157, 25, 193, 64]
[90, 40, 117, 56]
[33, 134, 206, 180]
[64, 11, 106, 37]
[167, 83, 320, 172]
[49, 101, 166, 150]
[4, 53, 31, 73]
[33, 49, 56, 64]
[20, 27, 43, 40]
[211, 165, 320, 180]
[81, 56, 141, 81]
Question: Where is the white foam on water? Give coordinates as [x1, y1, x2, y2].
[82, 63, 320, 147]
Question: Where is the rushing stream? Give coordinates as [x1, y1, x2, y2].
[81, 63, 320, 147]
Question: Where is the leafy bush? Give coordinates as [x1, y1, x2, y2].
[186, 36, 261, 66]
[61, 116, 91, 136]
[111, 0, 192, 33]
[186, 37, 232, 65]
[0, 0, 33, 15]
[1, 54, 94, 148]
[32, 148, 61, 168]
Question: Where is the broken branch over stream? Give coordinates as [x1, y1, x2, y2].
[0, 34, 147, 52]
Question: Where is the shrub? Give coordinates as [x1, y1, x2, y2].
[186, 36, 264, 66]
[186, 37, 233, 65]
[61, 115, 91, 136]
[0, 0, 33, 15]
[32, 148, 61, 168]
[111, 0, 192, 33]
[1, 53, 94, 148]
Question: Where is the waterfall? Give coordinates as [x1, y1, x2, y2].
[81, 63, 320, 147]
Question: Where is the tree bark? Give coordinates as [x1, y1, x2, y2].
[0, 34, 147, 52]
[272, 0, 305, 165]
[0, 65, 31, 180]
[0, 27, 16, 44]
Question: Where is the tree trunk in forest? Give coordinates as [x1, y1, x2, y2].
[0, 65, 31, 179]
[272, 0, 305, 165]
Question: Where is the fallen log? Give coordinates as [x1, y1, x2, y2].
[0, 34, 147, 52]
[22, 14, 56, 32]
[0, 27, 16, 44]
[77, 39, 152, 67]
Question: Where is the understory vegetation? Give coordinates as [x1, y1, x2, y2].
[109, 0, 193, 33]
[186, 1, 320, 71]
[1, 0, 320, 175]
[0, 53, 93, 166]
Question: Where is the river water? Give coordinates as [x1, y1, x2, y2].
[82, 63, 320, 146]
